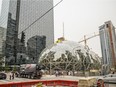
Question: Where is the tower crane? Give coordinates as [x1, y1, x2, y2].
[78, 32, 99, 47]
[78, 30, 116, 71]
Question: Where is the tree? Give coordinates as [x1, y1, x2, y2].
[12, 65, 17, 73]
[4, 65, 10, 72]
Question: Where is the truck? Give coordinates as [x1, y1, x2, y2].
[19, 64, 42, 79]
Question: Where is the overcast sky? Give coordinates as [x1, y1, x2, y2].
[54, 0, 116, 57]
[0, 0, 116, 57]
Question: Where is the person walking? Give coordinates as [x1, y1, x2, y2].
[9, 72, 12, 80]
[12, 72, 15, 80]
[55, 70, 58, 77]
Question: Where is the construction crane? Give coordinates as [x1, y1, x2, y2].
[78, 33, 99, 47]
[78, 30, 116, 72]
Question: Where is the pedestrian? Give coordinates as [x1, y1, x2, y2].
[112, 71, 115, 74]
[67, 71, 68, 75]
[55, 70, 58, 77]
[15, 71, 19, 77]
[12, 72, 15, 80]
[9, 72, 12, 80]
[61, 71, 64, 77]
[68, 71, 71, 75]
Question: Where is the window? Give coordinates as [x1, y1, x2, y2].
[106, 24, 109, 28]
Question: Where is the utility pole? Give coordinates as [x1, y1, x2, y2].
[36, 36, 38, 64]
[14, 0, 20, 65]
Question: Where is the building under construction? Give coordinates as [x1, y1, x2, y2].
[99, 21, 116, 71]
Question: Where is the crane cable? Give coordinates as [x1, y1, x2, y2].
[18, 0, 63, 35]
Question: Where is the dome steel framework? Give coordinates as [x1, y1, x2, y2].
[39, 41, 101, 73]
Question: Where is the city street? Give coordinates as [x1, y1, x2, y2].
[0, 74, 116, 87]
[0, 0, 116, 87]
[0, 75, 80, 84]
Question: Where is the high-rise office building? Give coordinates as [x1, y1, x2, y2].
[0, 27, 5, 56]
[27, 35, 46, 64]
[99, 21, 116, 69]
[0, 0, 54, 64]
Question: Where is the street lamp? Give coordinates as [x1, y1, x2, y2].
[50, 58, 51, 75]
[35, 36, 38, 64]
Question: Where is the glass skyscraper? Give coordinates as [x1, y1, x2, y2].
[0, 0, 54, 65]
[18, 0, 54, 46]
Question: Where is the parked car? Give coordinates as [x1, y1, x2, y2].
[0, 73, 7, 80]
[97, 73, 116, 85]
[103, 74, 116, 78]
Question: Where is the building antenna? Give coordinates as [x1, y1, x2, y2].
[63, 22, 64, 38]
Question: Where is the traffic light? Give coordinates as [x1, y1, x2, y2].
[21, 31, 25, 43]
[20, 55, 23, 64]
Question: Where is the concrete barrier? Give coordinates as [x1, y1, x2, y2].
[0, 80, 78, 87]
[78, 77, 97, 87]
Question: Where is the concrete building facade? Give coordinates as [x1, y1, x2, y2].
[99, 21, 116, 69]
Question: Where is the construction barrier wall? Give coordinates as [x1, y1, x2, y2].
[0, 80, 78, 87]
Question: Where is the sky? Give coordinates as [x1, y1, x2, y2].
[0, 0, 116, 57]
[54, 0, 116, 57]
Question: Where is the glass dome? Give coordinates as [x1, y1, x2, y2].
[39, 41, 101, 71]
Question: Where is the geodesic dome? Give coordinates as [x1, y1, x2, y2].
[39, 41, 101, 71]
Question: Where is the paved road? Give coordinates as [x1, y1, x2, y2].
[0, 75, 81, 84]
[0, 74, 97, 83]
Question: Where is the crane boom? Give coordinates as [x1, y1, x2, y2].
[78, 33, 99, 44]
